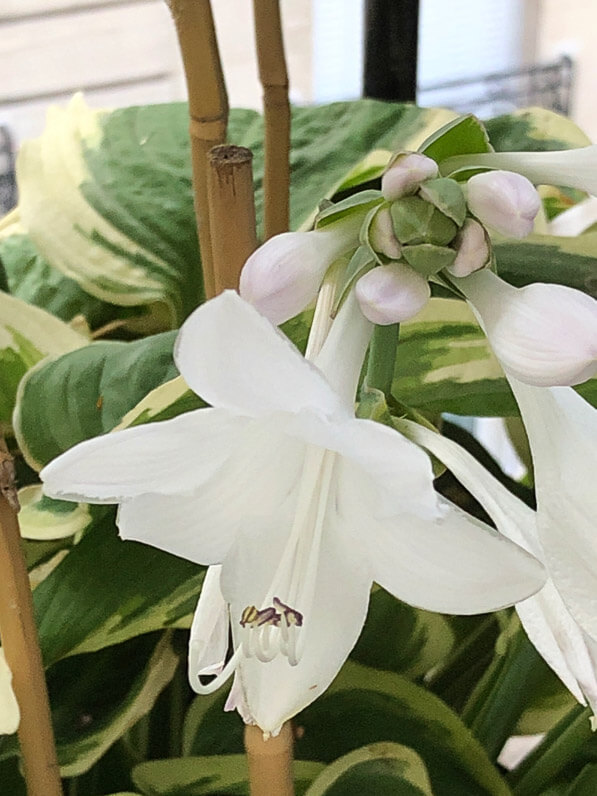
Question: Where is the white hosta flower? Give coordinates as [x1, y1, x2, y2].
[441, 144, 597, 196]
[397, 417, 597, 719]
[456, 269, 597, 387]
[355, 263, 430, 324]
[466, 171, 541, 239]
[381, 153, 439, 201]
[239, 216, 361, 325]
[0, 649, 19, 735]
[446, 218, 490, 277]
[41, 290, 544, 735]
[369, 207, 402, 259]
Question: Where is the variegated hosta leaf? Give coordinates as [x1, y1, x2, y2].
[395, 298, 597, 415]
[0, 633, 178, 778]
[0, 290, 88, 430]
[18, 485, 92, 541]
[132, 757, 325, 796]
[485, 106, 592, 154]
[304, 743, 433, 796]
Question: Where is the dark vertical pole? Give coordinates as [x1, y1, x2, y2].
[363, 0, 419, 102]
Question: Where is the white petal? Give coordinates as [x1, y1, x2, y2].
[548, 196, 597, 236]
[509, 379, 597, 643]
[41, 408, 244, 503]
[188, 566, 229, 681]
[458, 270, 597, 386]
[117, 421, 305, 563]
[441, 145, 597, 195]
[466, 171, 540, 238]
[364, 496, 545, 614]
[0, 650, 19, 735]
[174, 291, 346, 418]
[355, 263, 430, 324]
[221, 510, 372, 735]
[395, 417, 540, 555]
[239, 225, 358, 325]
[517, 583, 597, 710]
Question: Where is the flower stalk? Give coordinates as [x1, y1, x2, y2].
[0, 441, 62, 796]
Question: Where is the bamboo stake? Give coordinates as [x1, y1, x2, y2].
[245, 723, 295, 796]
[253, 0, 291, 239]
[167, 0, 229, 300]
[207, 145, 258, 293]
[0, 442, 62, 796]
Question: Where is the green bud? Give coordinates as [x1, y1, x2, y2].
[390, 196, 457, 247]
[402, 243, 457, 277]
[418, 178, 467, 226]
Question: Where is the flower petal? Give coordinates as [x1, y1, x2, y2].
[509, 379, 597, 643]
[441, 145, 597, 195]
[0, 650, 19, 735]
[174, 291, 346, 418]
[364, 496, 544, 614]
[41, 408, 244, 503]
[457, 270, 597, 386]
[221, 510, 372, 735]
[117, 420, 305, 564]
[188, 566, 229, 680]
[517, 583, 597, 711]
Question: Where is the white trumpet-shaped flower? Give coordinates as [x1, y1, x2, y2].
[41, 290, 544, 735]
[456, 269, 597, 387]
[0, 649, 19, 735]
[466, 171, 541, 239]
[441, 144, 597, 195]
[397, 416, 597, 719]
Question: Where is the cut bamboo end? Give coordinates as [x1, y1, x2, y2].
[244, 721, 295, 796]
[253, 0, 291, 239]
[0, 445, 62, 796]
[207, 145, 258, 294]
[167, 0, 229, 301]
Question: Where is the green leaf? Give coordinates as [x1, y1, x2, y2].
[420, 115, 493, 163]
[14, 330, 178, 470]
[315, 190, 382, 228]
[351, 587, 455, 679]
[486, 107, 592, 154]
[295, 661, 512, 796]
[0, 289, 87, 428]
[132, 755, 324, 796]
[305, 743, 433, 796]
[18, 484, 92, 541]
[33, 511, 203, 665]
[0, 633, 178, 778]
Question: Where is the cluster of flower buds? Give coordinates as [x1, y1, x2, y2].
[239, 149, 543, 329]
[355, 153, 541, 324]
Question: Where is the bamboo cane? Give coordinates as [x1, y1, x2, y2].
[207, 145, 258, 293]
[0, 442, 62, 796]
[253, 0, 291, 239]
[166, 0, 229, 300]
[245, 723, 295, 796]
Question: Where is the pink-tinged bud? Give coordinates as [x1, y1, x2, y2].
[381, 153, 439, 201]
[355, 263, 430, 325]
[369, 207, 402, 258]
[458, 269, 597, 387]
[240, 222, 359, 325]
[447, 218, 490, 277]
[466, 171, 541, 239]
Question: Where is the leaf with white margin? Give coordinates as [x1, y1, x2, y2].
[18, 485, 92, 541]
[0, 650, 19, 735]
[0, 290, 87, 428]
[305, 742, 433, 796]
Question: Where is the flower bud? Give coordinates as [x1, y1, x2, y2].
[447, 218, 490, 277]
[239, 221, 359, 325]
[368, 207, 401, 259]
[381, 152, 439, 201]
[458, 269, 597, 386]
[466, 171, 541, 239]
[355, 263, 431, 325]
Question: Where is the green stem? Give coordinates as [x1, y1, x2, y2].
[508, 704, 592, 795]
[365, 323, 399, 396]
[462, 625, 545, 761]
